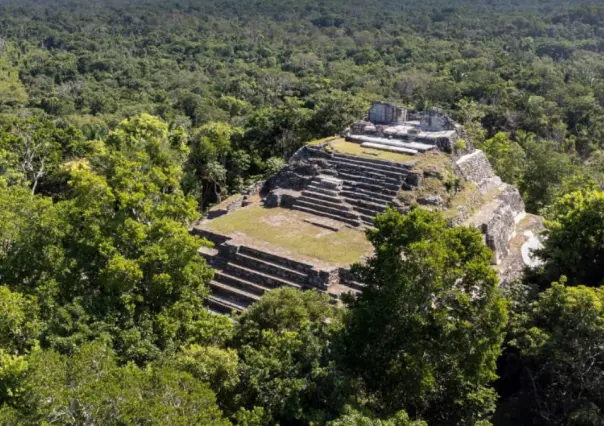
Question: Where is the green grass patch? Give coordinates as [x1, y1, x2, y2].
[204, 205, 373, 266]
[306, 136, 339, 146]
[442, 183, 482, 220]
[327, 138, 416, 163]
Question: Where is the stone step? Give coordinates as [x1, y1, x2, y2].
[318, 168, 338, 177]
[292, 205, 361, 227]
[345, 198, 387, 214]
[305, 184, 339, 197]
[344, 280, 366, 291]
[337, 167, 402, 184]
[341, 189, 393, 203]
[360, 142, 419, 155]
[301, 190, 343, 204]
[359, 213, 375, 225]
[354, 205, 382, 218]
[214, 270, 270, 296]
[206, 295, 244, 315]
[332, 152, 413, 171]
[209, 280, 260, 307]
[343, 181, 399, 196]
[233, 252, 308, 285]
[225, 262, 302, 290]
[337, 171, 401, 188]
[329, 159, 404, 181]
[297, 195, 345, 211]
[314, 176, 343, 191]
[239, 246, 313, 274]
[295, 198, 359, 220]
[327, 156, 409, 176]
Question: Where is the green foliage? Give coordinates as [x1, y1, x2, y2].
[0, 44, 28, 109]
[327, 406, 427, 426]
[538, 189, 604, 286]
[0, 350, 28, 404]
[509, 280, 604, 425]
[232, 288, 345, 425]
[0, 340, 230, 425]
[482, 132, 526, 185]
[0, 114, 215, 362]
[264, 156, 286, 178]
[518, 138, 578, 213]
[343, 208, 507, 424]
[2, 1, 604, 423]
[0, 117, 88, 194]
[169, 344, 240, 397]
[0, 286, 40, 355]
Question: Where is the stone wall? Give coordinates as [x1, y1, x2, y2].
[455, 150, 501, 193]
[263, 157, 319, 193]
[368, 102, 407, 125]
[498, 184, 525, 218]
[420, 108, 457, 132]
[482, 202, 517, 265]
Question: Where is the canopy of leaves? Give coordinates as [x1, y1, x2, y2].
[342, 208, 507, 424]
[538, 189, 604, 286]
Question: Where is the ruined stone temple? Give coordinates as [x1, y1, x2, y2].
[192, 102, 543, 315]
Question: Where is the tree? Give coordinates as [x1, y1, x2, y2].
[537, 190, 604, 286]
[0, 340, 230, 425]
[0, 115, 217, 362]
[0, 286, 40, 355]
[455, 98, 487, 147]
[185, 122, 242, 207]
[519, 139, 576, 213]
[327, 406, 427, 426]
[508, 280, 604, 425]
[264, 156, 286, 178]
[0, 117, 88, 194]
[342, 208, 507, 424]
[309, 91, 369, 137]
[231, 288, 346, 425]
[482, 132, 526, 185]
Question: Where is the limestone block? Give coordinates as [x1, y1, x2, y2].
[455, 150, 497, 193]
[308, 267, 340, 291]
[406, 172, 422, 187]
[497, 184, 525, 217]
[420, 108, 456, 132]
[482, 203, 516, 265]
[265, 189, 300, 208]
[418, 195, 444, 206]
[264, 191, 281, 208]
[280, 191, 299, 208]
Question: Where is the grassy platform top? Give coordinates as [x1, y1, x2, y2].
[203, 204, 373, 267]
[307, 137, 417, 163]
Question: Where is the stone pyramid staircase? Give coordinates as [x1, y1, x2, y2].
[200, 244, 328, 315]
[305, 150, 412, 226]
[292, 175, 362, 227]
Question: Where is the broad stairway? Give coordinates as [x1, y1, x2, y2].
[303, 150, 411, 226]
[201, 245, 317, 315]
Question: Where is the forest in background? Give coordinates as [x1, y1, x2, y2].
[1, 0, 604, 424]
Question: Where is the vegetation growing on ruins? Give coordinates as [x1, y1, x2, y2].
[2, 0, 604, 424]
[205, 205, 373, 265]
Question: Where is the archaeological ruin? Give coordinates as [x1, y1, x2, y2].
[191, 102, 543, 315]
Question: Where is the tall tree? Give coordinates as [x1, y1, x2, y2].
[231, 288, 345, 425]
[342, 208, 507, 425]
[508, 280, 604, 425]
[537, 189, 604, 286]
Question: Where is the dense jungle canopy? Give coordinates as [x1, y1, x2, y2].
[1, 0, 604, 424]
